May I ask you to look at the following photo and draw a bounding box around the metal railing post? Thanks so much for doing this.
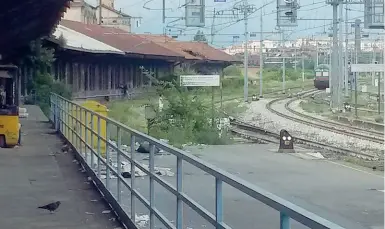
[280,212,290,229]
[149,144,155,229]
[71,103,74,144]
[76,106,80,150]
[176,157,183,229]
[49,94,53,122]
[57,97,61,132]
[57,95,61,132]
[90,113,95,169]
[106,122,111,189]
[54,95,59,131]
[215,178,223,228]
[130,135,136,222]
[116,127,122,203]
[84,109,88,162]
[66,100,69,139]
[97,116,101,178]
[79,107,83,154]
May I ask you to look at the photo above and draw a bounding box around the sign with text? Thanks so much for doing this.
[180,75,220,87]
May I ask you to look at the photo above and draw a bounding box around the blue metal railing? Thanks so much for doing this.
[50,93,346,229]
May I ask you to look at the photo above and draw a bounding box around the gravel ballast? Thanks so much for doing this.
[240,99,384,158]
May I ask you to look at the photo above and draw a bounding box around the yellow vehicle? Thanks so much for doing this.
[0,65,21,148]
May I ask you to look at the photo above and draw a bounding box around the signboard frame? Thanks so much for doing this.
[185,5,205,27]
[180,75,220,87]
[350,64,385,73]
[276,0,299,27]
[364,0,384,29]
[180,74,221,127]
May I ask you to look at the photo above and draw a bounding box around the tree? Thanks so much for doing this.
[193,30,207,43]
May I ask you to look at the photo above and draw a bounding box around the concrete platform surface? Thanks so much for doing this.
[111,143,384,229]
[0,105,122,229]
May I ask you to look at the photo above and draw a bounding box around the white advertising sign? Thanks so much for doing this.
[180,75,220,87]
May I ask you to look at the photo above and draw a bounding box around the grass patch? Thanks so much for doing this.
[221,100,247,116]
[300,100,330,114]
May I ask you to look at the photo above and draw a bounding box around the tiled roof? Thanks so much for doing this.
[139,35,238,63]
[52,25,125,54]
[59,20,183,58]
[58,20,237,63]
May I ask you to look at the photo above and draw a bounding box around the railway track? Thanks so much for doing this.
[266,90,384,144]
[220,87,381,160]
[229,119,379,160]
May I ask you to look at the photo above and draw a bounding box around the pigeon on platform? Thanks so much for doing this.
[38,201,61,213]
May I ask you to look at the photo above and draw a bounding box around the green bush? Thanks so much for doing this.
[223,65,242,77]
[33,72,72,116]
[149,81,231,147]
[19,39,72,116]
[222,77,244,88]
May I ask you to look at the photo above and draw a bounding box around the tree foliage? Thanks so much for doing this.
[193,30,207,43]
[21,39,72,115]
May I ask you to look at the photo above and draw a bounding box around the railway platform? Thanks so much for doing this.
[0,105,122,229]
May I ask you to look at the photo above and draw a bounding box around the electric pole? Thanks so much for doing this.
[281,30,286,93]
[354,19,361,118]
[330,1,339,110]
[259,8,263,98]
[344,6,349,97]
[244,0,249,102]
[316,41,319,66]
[301,57,305,90]
[234,0,255,102]
[338,3,344,105]
[98,0,102,25]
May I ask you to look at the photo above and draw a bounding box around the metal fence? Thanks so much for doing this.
[49,93,346,229]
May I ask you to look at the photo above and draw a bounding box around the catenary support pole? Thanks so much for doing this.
[243,0,249,102]
[259,8,263,98]
[331,2,339,109]
[344,5,349,97]
[338,3,343,106]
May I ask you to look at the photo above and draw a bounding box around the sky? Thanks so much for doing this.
[87,0,377,48]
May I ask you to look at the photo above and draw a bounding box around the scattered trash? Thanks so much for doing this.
[137,141,160,154]
[87,177,92,181]
[85,212,95,215]
[102,210,111,214]
[90,199,98,202]
[135,214,149,228]
[307,152,325,159]
[109,217,116,221]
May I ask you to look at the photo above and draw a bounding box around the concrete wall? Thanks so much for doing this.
[97,7,131,32]
[63,5,82,22]
[63,1,97,24]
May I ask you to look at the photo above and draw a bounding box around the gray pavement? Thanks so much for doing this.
[101,143,384,229]
[0,105,122,229]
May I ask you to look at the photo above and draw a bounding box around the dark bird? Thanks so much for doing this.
[38,201,61,213]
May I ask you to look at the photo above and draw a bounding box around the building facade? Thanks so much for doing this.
[63,0,131,32]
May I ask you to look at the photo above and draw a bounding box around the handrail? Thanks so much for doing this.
[50,92,346,229]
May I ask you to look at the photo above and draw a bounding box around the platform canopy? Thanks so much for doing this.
[0,0,71,57]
